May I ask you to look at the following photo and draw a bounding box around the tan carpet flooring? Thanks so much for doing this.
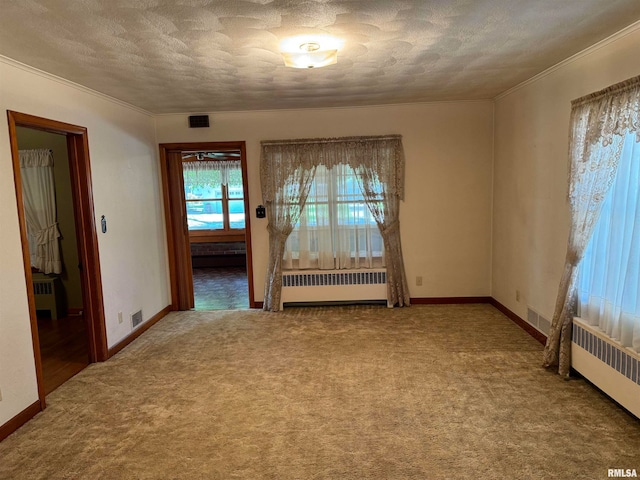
[1,304,639,479]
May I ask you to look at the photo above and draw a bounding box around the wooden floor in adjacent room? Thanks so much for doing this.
[37,313,89,395]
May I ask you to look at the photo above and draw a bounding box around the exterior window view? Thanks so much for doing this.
[183,159,245,232]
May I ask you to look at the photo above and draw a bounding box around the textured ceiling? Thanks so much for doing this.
[1,1,640,113]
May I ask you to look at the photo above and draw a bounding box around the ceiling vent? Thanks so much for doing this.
[188,115,210,128]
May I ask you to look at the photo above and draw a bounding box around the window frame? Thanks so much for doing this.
[182,157,246,242]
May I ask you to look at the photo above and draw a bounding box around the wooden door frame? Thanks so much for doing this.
[159,141,255,310]
[8,111,108,409]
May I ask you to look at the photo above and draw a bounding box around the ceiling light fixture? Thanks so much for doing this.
[280,35,342,69]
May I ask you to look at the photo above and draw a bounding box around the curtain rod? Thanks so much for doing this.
[261,134,402,147]
[571,74,640,108]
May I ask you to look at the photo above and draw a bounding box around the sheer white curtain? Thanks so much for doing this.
[283,164,384,270]
[19,149,62,274]
[577,131,640,352]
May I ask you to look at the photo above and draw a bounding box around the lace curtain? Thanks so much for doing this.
[260,135,410,311]
[182,159,241,188]
[19,149,62,274]
[543,75,640,376]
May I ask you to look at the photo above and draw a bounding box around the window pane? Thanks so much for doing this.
[285,163,383,269]
[227,167,244,198]
[228,200,245,229]
[186,184,222,200]
[228,187,244,199]
[183,159,247,232]
[187,200,223,230]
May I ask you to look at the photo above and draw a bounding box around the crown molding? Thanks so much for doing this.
[154,98,493,117]
[0,54,153,117]
[495,19,640,101]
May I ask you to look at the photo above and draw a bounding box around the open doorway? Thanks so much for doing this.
[183,150,249,309]
[8,111,108,410]
[15,126,88,395]
[160,142,254,311]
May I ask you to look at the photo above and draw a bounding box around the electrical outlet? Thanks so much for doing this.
[516,290,521,302]
[416,276,423,286]
[118,312,123,324]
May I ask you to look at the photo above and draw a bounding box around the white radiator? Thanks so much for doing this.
[572,318,640,419]
[32,274,64,320]
[280,269,388,309]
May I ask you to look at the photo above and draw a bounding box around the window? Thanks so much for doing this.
[182,159,245,234]
[578,131,640,352]
[284,164,384,270]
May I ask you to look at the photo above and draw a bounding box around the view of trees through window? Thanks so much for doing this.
[183,160,245,231]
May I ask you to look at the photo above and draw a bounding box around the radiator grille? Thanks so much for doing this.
[33,281,53,295]
[282,271,386,287]
[573,323,639,384]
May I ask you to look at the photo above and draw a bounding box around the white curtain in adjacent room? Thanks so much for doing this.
[283,164,384,270]
[578,131,640,353]
[19,149,62,274]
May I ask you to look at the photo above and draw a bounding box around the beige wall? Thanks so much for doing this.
[156,101,495,303]
[15,127,83,310]
[492,26,640,323]
[0,57,170,426]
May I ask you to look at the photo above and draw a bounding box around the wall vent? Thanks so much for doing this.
[538,315,551,335]
[526,307,550,335]
[131,310,143,329]
[188,115,210,128]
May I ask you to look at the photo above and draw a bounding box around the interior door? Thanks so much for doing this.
[166,150,195,309]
